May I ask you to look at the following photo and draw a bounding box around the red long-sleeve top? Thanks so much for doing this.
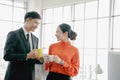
[45,41,80,76]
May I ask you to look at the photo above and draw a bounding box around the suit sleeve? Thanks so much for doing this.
[3,31,27,61]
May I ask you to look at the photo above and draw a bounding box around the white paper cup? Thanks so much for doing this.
[48,55,54,62]
[44,55,54,62]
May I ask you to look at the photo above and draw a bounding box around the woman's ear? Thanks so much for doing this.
[64,32,68,36]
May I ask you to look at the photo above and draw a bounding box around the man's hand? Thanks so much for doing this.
[36,57,44,63]
[26,49,37,59]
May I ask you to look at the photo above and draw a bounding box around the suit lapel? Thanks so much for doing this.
[19,28,28,50]
[19,28,37,50]
[31,33,38,49]
[31,33,35,49]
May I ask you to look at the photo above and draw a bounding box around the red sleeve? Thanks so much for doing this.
[62,49,80,76]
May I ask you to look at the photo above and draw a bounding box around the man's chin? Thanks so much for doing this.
[31,29,35,32]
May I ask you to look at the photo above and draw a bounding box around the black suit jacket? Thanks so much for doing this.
[3,28,43,80]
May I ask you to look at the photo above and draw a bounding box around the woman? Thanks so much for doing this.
[45,23,80,80]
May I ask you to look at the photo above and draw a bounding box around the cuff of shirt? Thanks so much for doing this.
[63,61,69,67]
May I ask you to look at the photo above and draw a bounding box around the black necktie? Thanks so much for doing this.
[26,34,30,52]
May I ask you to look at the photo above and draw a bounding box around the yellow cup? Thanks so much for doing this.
[37,48,42,57]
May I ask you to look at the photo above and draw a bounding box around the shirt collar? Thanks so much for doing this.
[22,27,31,36]
[60,41,71,46]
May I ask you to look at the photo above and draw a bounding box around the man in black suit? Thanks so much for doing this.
[3,11,43,80]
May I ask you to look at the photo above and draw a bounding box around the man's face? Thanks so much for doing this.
[26,18,40,32]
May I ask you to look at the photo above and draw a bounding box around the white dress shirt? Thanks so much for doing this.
[22,27,33,51]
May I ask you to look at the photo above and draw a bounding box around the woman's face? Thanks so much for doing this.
[55,27,67,41]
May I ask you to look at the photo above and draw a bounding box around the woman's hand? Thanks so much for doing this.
[46,55,63,64]
[53,55,62,63]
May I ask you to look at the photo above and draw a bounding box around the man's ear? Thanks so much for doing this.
[25,18,31,23]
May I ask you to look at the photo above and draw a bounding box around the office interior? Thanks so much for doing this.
[0,0,120,80]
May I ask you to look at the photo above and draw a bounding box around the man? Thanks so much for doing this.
[3,11,43,80]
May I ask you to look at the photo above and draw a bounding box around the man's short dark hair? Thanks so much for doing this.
[24,11,41,22]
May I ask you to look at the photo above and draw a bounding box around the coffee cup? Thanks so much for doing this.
[36,48,42,57]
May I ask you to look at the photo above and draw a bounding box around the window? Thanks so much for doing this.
[0,5,12,21]
[13,7,25,22]
[43,9,53,23]
[114,0,120,15]
[99,0,110,17]
[53,7,62,22]
[113,17,120,48]
[112,0,120,50]
[85,1,97,19]
[84,19,97,48]
[75,4,84,20]
[98,18,109,48]
[63,6,71,21]
[42,24,53,48]
[73,21,84,48]
[14,1,25,8]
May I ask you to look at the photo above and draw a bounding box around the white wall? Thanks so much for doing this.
[41,0,96,9]
[27,0,97,10]
[27,0,42,13]
[41,0,83,9]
